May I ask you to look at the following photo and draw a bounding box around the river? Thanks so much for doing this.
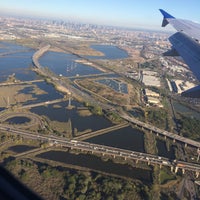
[37,150,152,183]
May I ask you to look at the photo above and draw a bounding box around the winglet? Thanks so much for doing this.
[159,9,175,27]
[159,9,175,19]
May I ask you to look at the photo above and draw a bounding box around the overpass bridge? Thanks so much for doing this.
[0,79,44,87]
[1,125,200,177]
[32,45,51,69]
[68,72,115,79]
[74,122,129,140]
[20,98,67,109]
[120,112,200,149]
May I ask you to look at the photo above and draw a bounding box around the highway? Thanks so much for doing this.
[74,122,129,140]
[0,79,43,87]
[120,112,200,149]
[68,72,115,80]
[1,125,200,176]
[21,98,67,109]
[32,45,51,69]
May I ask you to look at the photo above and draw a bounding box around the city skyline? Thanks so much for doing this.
[1,0,200,30]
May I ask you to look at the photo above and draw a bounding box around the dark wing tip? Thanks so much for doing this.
[159,9,175,19]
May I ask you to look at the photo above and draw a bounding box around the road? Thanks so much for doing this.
[74,122,129,140]
[32,45,51,69]
[0,79,43,87]
[68,72,115,79]
[120,112,200,149]
[1,125,200,176]
[21,98,67,109]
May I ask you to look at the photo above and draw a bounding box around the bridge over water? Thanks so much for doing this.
[0,79,44,87]
[20,98,67,109]
[1,125,200,177]
[68,72,115,79]
[120,112,200,149]
[74,122,129,140]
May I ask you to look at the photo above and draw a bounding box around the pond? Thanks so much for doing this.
[5,116,31,124]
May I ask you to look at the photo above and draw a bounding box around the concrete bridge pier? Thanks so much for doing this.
[159,164,162,169]
[197,149,200,161]
[164,135,167,140]
[68,97,71,107]
[182,168,185,174]
[173,138,176,143]
[171,166,174,172]
[175,166,179,173]
[184,143,187,148]
[156,132,159,137]
[196,171,199,178]
[197,154,200,162]
[136,159,139,164]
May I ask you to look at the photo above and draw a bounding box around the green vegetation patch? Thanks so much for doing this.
[4,158,150,200]
[179,115,200,141]
[146,108,168,129]
[159,168,176,185]
[106,112,123,124]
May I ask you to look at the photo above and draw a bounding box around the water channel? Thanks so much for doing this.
[8,145,37,153]
[86,126,145,152]
[156,139,175,160]
[37,150,152,183]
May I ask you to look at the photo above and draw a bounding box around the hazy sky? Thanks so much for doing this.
[1,0,200,30]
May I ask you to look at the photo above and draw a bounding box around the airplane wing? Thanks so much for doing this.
[159,9,200,41]
[159,9,200,98]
